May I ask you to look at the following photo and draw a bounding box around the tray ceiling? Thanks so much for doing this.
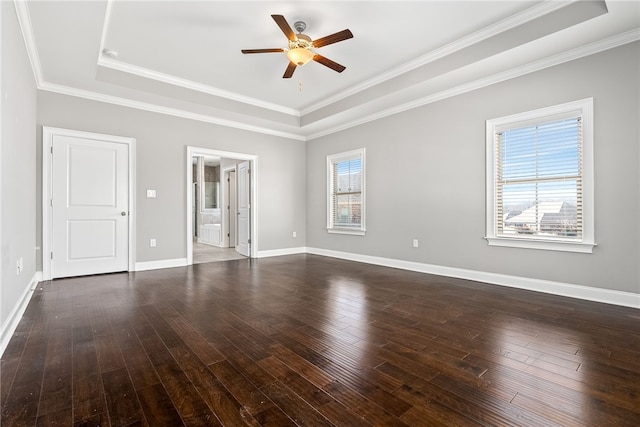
[16,1,640,140]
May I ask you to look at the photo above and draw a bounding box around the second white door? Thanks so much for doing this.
[51,132,129,278]
[236,161,250,257]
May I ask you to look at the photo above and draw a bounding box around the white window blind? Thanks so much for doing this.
[486,99,594,253]
[497,116,582,239]
[327,149,366,235]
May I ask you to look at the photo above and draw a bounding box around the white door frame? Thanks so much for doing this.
[186,146,258,264]
[222,166,237,249]
[42,127,136,280]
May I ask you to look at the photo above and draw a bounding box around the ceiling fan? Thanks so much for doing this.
[241,15,353,78]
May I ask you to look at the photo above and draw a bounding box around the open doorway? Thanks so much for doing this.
[186,147,257,265]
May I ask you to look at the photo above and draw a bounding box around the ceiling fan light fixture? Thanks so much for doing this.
[287,47,314,66]
[241,15,352,78]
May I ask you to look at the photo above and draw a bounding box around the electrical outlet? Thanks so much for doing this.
[292,231,297,238]
[413,239,419,248]
[150,238,157,247]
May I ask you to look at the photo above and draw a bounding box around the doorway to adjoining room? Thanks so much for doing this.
[186,147,257,265]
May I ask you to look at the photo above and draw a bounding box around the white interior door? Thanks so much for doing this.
[51,134,129,278]
[227,170,236,248]
[236,161,250,257]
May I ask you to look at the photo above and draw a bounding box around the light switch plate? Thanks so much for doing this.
[147,189,156,198]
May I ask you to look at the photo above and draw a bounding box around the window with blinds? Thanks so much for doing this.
[486,99,595,253]
[327,149,366,235]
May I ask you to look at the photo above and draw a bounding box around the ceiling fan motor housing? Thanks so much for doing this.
[293,21,307,33]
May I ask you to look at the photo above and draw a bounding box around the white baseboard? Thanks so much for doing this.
[306,247,640,309]
[124,249,640,308]
[0,272,41,357]
[257,247,307,258]
[134,258,187,272]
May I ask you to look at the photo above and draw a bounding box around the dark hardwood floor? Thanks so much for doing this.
[1,254,639,426]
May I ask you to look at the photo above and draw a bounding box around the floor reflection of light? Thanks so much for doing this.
[322,277,370,366]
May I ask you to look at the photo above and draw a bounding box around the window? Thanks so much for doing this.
[327,149,366,235]
[486,98,594,253]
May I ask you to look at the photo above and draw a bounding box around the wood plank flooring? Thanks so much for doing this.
[1,254,639,426]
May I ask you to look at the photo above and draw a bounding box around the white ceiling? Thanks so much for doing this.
[17,1,640,140]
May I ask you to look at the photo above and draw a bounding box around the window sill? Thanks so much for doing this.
[327,228,366,236]
[485,237,595,253]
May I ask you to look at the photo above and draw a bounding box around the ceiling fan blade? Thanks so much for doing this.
[271,14,296,41]
[241,48,284,54]
[313,54,346,73]
[283,62,297,79]
[312,29,353,48]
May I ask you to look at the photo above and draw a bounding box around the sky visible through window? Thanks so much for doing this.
[501,118,580,210]
[499,117,581,237]
[336,158,362,191]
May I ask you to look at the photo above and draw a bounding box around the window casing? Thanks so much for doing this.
[327,149,366,235]
[486,98,595,253]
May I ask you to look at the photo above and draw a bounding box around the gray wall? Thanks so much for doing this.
[1,2,38,328]
[36,92,306,264]
[306,42,640,295]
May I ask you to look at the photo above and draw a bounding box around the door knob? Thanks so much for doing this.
[121,211,127,216]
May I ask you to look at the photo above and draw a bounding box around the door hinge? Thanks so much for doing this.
[248,169,251,174]
[227,233,230,237]
[50,252,53,260]
[50,199,53,207]
[248,239,251,244]
[50,146,53,154]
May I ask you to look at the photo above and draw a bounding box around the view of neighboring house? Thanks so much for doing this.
[503,201,579,237]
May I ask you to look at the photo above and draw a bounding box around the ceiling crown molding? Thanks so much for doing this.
[38,81,306,141]
[97,0,298,117]
[97,57,301,117]
[299,0,578,116]
[13,0,43,86]
[306,29,640,141]
[11,0,639,143]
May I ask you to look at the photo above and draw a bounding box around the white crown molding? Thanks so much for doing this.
[306,247,640,309]
[38,81,306,141]
[97,0,114,64]
[299,0,575,116]
[35,27,639,144]
[97,57,301,117]
[97,0,301,118]
[305,29,640,141]
[96,0,570,120]
[96,0,298,118]
[13,0,43,86]
[14,0,639,143]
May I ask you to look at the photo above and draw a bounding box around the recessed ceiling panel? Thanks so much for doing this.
[103,1,538,110]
